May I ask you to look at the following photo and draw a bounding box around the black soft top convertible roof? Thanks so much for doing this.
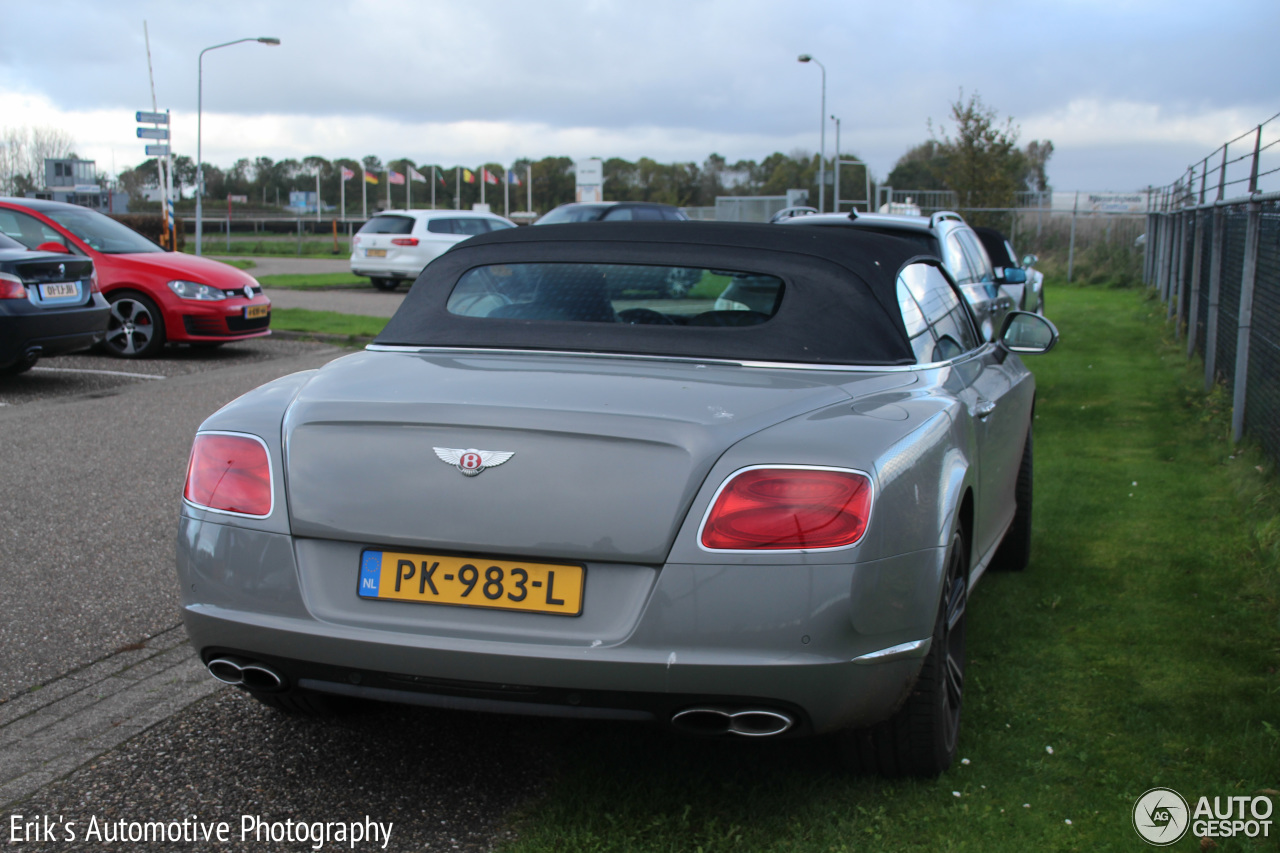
[374,221,926,366]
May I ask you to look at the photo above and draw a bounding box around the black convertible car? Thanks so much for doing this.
[0,231,108,374]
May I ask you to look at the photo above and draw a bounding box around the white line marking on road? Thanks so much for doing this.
[31,366,166,380]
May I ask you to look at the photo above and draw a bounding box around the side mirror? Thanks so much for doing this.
[36,241,71,254]
[1021,254,1038,268]
[996,267,1027,284]
[999,311,1058,354]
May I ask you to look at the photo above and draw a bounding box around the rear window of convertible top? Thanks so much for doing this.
[445,263,784,327]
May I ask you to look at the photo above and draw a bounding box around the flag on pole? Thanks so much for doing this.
[436,167,446,186]
[408,166,426,183]
[365,171,379,185]
[340,167,355,181]
[483,169,499,185]
[507,168,522,186]
[388,170,405,185]
[462,168,475,184]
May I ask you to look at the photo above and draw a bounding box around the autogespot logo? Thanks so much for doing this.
[1133,787,1190,846]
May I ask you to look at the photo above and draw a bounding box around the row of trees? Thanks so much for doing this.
[885,92,1054,212]
[13,93,1052,219]
[114,150,858,215]
[0,126,78,196]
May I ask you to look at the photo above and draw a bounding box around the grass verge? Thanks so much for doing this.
[496,281,1280,852]
[269,308,387,339]
[184,239,349,258]
[257,272,368,290]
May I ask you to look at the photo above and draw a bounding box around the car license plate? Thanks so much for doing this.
[39,282,78,299]
[366,248,387,257]
[358,550,584,616]
[244,305,269,319]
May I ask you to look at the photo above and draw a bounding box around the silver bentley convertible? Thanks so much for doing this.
[178,222,1057,777]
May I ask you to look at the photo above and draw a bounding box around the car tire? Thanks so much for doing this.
[101,291,166,358]
[371,277,400,292]
[0,356,36,375]
[839,528,967,778]
[990,430,1033,572]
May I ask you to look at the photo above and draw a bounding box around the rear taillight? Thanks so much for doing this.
[183,433,273,517]
[0,272,26,300]
[88,269,101,293]
[391,238,419,246]
[700,467,871,550]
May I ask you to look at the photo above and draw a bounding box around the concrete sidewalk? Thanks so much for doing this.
[264,287,405,317]
[0,625,221,808]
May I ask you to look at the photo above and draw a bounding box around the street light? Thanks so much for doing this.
[797,54,826,213]
[196,36,280,256]
[831,114,841,213]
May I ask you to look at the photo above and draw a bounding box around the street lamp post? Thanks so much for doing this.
[196,36,280,256]
[831,114,841,213]
[797,54,826,213]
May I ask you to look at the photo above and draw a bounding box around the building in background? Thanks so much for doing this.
[27,158,128,213]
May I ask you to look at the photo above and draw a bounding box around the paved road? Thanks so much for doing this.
[0,340,347,700]
[264,286,406,317]
[0,339,555,847]
[215,254,411,317]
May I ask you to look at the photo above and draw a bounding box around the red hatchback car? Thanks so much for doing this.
[0,198,271,358]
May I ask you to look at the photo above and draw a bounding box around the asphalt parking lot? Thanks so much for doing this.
[0,336,552,848]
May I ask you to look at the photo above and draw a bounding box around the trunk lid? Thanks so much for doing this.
[282,350,902,563]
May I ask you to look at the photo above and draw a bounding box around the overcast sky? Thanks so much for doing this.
[2,0,1277,194]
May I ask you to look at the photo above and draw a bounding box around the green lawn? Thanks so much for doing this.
[269,308,387,338]
[494,282,1280,852]
[257,272,368,290]
[186,239,349,258]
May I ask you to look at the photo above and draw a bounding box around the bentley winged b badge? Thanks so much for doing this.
[434,447,515,477]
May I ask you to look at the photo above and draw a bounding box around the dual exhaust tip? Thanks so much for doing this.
[671,707,794,738]
[206,657,284,691]
[206,659,792,736]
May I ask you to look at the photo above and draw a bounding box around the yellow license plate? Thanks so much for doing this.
[358,550,584,616]
[366,248,387,257]
[244,304,269,319]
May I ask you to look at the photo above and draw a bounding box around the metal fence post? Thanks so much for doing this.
[1152,211,1162,284]
[1231,199,1262,442]
[1204,207,1224,391]
[1187,209,1204,356]
[1067,191,1079,283]
[1170,210,1186,331]
[1157,208,1172,302]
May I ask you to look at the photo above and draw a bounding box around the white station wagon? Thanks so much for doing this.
[350,210,516,291]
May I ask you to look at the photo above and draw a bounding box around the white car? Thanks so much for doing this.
[350,210,517,291]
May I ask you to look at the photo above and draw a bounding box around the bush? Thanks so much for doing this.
[108,214,185,251]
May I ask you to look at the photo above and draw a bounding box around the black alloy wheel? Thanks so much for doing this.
[840,528,967,777]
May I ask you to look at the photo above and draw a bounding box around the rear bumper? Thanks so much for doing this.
[0,299,110,367]
[178,516,942,734]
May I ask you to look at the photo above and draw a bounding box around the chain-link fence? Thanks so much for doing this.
[1146,111,1280,464]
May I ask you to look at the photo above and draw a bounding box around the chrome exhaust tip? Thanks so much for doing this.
[206,657,284,691]
[671,707,795,737]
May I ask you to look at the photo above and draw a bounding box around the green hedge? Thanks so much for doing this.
[108,214,185,251]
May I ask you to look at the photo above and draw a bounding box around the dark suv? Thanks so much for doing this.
[783,210,1023,341]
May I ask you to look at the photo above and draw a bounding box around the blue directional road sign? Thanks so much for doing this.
[145,145,170,156]
[137,127,170,140]
[136,111,169,125]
